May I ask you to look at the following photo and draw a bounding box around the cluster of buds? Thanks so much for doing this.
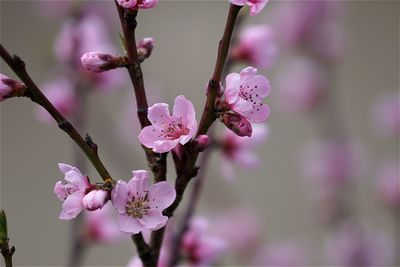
[0,74,27,101]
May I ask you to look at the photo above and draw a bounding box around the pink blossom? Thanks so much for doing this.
[324,222,396,266]
[83,203,124,244]
[232,25,277,69]
[111,170,176,234]
[229,0,269,16]
[212,208,262,253]
[376,160,400,210]
[0,74,26,101]
[276,58,327,112]
[182,218,227,266]
[82,189,108,211]
[254,241,309,266]
[223,67,271,123]
[35,78,78,123]
[193,135,210,152]
[220,124,269,180]
[117,0,158,9]
[372,91,400,137]
[139,95,198,153]
[54,163,91,220]
[81,52,124,73]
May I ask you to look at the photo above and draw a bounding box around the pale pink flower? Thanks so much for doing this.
[54,163,91,220]
[84,203,124,244]
[117,0,158,9]
[111,170,176,234]
[324,222,396,266]
[372,91,400,137]
[376,160,400,210]
[212,208,262,253]
[35,78,78,123]
[276,58,327,113]
[0,74,25,101]
[232,25,277,69]
[229,0,269,16]
[182,218,227,266]
[220,124,269,180]
[82,189,108,211]
[139,95,198,153]
[254,241,309,266]
[223,67,271,123]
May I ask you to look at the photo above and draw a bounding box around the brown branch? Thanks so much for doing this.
[0,44,113,183]
[132,233,156,267]
[0,242,14,267]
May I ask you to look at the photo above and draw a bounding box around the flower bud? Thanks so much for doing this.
[82,189,108,211]
[193,135,210,152]
[81,52,127,73]
[220,112,252,137]
[137,37,155,62]
[117,0,158,9]
[0,74,26,101]
[0,210,8,245]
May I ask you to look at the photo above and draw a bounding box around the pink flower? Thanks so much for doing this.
[324,222,396,266]
[0,74,26,101]
[139,95,198,153]
[117,0,158,9]
[35,78,78,123]
[54,163,91,220]
[182,218,227,266]
[376,160,400,210]
[223,67,271,123]
[372,91,400,137]
[232,25,277,69]
[81,52,125,73]
[193,134,210,152]
[276,58,327,113]
[230,0,269,16]
[220,124,269,180]
[84,203,124,244]
[254,241,309,266]
[111,170,176,234]
[82,189,109,211]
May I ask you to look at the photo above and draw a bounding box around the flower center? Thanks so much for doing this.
[160,119,189,140]
[125,194,150,218]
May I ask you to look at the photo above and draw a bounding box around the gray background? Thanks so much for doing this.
[1,0,399,266]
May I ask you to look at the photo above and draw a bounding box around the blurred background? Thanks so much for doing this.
[0,0,399,266]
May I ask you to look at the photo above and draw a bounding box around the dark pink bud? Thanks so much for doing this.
[193,135,210,152]
[81,52,127,73]
[137,37,155,62]
[221,112,253,137]
[0,74,26,101]
[82,189,108,211]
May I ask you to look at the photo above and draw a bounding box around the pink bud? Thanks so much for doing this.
[137,37,155,61]
[81,52,125,73]
[221,112,252,137]
[82,189,108,211]
[0,74,26,101]
[194,135,210,152]
[117,0,158,9]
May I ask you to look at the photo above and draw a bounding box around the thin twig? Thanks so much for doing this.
[132,233,156,267]
[0,44,113,183]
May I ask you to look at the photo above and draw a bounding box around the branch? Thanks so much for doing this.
[131,233,156,267]
[0,44,113,183]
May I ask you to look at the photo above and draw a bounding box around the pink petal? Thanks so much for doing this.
[251,103,271,123]
[138,125,164,149]
[58,163,75,174]
[118,214,144,234]
[232,98,254,118]
[111,180,129,214]
[172,95,196,127]
[59,191,84,220]
[229,0,246,6]
[148,181,176,210]
[139,209,168,230]
[152,139,180,153]
[224,73,240,104]
[63,169,89,190]
[129,171,150,197]
[248,0,268,16]
[240,66,257,81]
[54,181,68,201]
[147,103,173,131]
[243,74,271,98]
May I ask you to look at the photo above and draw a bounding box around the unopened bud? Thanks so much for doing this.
[82,189,108,211]
[81,52,128,73]
[0,74,26,101]
[193,135,210,152]
[137,37,155,62]
[220,112,252,137]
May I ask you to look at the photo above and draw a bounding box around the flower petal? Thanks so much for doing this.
[152,139,180,153]
[111,180,129,214]
[139,209,168,230]
[147,103,173,131]
[138,125,164,149]
[148,181,176,210]
[172,95,196,127]
[59,191,84,220]
[224,73,240,104]
[239,66,257,81]
[118,214,144,234]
